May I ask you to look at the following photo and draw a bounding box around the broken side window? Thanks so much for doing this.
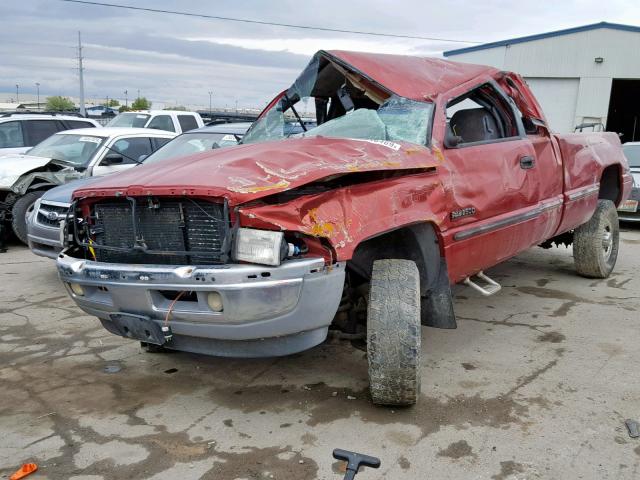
[377,97,433,145]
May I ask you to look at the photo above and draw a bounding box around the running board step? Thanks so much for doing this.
[463,271,501,296]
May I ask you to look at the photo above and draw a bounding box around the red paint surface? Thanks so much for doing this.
[73,137,438,202]
[326,50,499,101]
[74,50,631,283]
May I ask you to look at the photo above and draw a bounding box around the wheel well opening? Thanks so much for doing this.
[335,225,436,336]
[347,224,440,291]
[599,165,621,204]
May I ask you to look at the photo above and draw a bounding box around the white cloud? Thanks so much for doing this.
[1,0,640,109]
[186,36,427,56]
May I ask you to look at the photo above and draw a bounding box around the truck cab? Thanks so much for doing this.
[107,110,204,134]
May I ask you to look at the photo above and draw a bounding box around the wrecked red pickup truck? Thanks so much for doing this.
[58,50,632,406]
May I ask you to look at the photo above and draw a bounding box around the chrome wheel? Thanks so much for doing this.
[602,222,613,261]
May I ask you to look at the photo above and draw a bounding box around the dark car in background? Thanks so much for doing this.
[86,105,119,118]
[26,122,251,258]
[618,142,640,222]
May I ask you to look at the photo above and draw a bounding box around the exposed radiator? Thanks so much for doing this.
[92,198,227,265]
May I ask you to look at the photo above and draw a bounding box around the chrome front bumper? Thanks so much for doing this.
[57,253,345,357]
[26,205,64,259]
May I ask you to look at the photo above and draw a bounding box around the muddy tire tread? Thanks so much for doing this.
[367,259,421,406]
[11,191,45,245]
[573,199,619,278]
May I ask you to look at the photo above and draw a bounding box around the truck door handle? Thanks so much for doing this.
[519,155,535,169]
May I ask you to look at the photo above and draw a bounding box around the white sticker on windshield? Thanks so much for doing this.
[79,136,101,144]
[136,114,147,119]
[221,135,237,142]
[357,139,401,151]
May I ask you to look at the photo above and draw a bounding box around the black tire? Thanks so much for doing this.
[140,342,168,353]
[573,199,619,278]
[11,191,45,245]
[367,259,421,406]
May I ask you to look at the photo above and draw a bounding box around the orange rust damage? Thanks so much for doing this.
[227,180,290,194]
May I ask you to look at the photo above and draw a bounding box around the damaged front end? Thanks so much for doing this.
[58,49,447,358]
[58,194,345,357]
[0,158,83,237]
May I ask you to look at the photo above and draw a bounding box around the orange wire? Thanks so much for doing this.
[164,291,186,327]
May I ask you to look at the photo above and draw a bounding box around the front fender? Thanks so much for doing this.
[237,172,448,262]
[11,171,83,195]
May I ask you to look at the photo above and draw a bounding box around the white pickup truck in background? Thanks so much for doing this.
[107,110,204,133]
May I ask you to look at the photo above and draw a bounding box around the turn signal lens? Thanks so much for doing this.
[69,283,85,296]
[207,292,223,312]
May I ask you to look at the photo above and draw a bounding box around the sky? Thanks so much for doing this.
[1,0,640,110]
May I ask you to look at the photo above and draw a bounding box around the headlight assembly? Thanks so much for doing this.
[233,228,288,266]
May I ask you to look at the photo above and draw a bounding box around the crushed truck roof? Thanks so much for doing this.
[325,50,499,100]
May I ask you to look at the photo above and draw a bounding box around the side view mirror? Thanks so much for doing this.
[102,153,124,165]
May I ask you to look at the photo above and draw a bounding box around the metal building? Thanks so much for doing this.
[444,22,640,140]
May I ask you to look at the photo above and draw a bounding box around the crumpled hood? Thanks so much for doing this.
[72,136,439,204]
[0,154,54,189]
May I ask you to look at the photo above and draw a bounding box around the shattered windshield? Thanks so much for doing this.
[242,54,433,146]
[27,133,104,167]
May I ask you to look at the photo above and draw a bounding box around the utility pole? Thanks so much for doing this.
[15,84,19,104]
[35,83,40,110]
[77,31,86,116]
[208,91,213,118]
[235,99,238,113]
[137,89,140,100]
[124,90,128,108]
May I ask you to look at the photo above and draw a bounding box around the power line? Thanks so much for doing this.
[57,0,481,44]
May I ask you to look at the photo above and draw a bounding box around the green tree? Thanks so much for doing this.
[131,97,151,110]
[118,105,130,113]
[46,96,75,111]
[106,99,120,107]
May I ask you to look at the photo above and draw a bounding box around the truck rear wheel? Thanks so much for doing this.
[367,259,421,406]
[11,191,45,245]
[573,199,619,278]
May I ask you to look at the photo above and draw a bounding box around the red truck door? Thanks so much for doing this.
[437,81,563,283]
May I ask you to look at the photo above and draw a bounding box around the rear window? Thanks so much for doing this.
[623,144,640,168]
[107,113,150,128]
[178,115,198,132]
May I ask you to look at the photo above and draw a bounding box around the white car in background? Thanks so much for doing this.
[107,110,204,133]
[26,122,252,258]
[0,127,176,244]
[0,113,100,155]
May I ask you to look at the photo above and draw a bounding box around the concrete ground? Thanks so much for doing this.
[1,229,639,480]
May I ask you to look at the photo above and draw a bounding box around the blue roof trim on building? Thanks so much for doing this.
[443,22,640,57]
